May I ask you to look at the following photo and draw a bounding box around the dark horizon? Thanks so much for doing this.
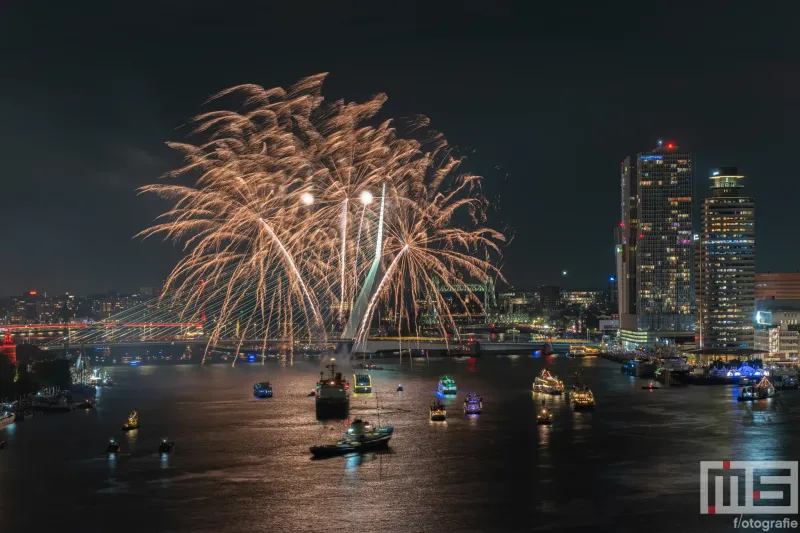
[2,2,799,295]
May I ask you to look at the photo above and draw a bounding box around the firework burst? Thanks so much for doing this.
[140,74,504,363]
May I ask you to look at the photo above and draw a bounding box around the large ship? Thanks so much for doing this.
[315,362,349,419]
[437,376,457,395]
[353,374,372,394]
[532,369,564,394]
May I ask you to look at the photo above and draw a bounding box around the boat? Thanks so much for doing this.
[122,410,139,431]
[159,439,175,454]
[78,399,96,409]
[307,390,317,397]
[353,374,372,394]
[739,376,776,401]
[463,393,483,414]
[569,386,595,410]
[315,362,349,419]
[106,439,120,453]
[0,410,14,430]
[309,418,393,458]
[253,382,273,398]
[429,400,447,421]
[437,376,457,395]
[642,382,660,390]
[532,369,564,394]
[396,384,403,392]
[536,405,553,424]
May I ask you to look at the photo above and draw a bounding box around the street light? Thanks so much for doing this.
[301,192,314,205]
[359,190,374,205]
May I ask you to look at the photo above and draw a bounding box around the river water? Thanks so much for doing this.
[0,355,797,533]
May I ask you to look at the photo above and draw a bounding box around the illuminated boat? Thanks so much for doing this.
[536,406,553,424]
[122,410,139,431]
[253,382,273,398]
[463,393,483,414]
[353,374,372,393]
[738,376,776,401]
[0,409,14,430]
[309,419,393,458]
[532,369,564,394]
[429,400,447,421]
[569,387,595,410]
[106,438,120,453]
[437,376,457,395]
[315,362,349,419]
[159,439,175,454]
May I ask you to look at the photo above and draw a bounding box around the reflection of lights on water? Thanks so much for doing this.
[107,453,117,472]
[160,453,169,470]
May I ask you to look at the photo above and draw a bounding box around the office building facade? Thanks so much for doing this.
[755,272,800,300]
[696,168,755,349]
[615,142,694,349]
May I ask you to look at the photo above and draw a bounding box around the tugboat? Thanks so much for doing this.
[315,362,349,419]
[536,401,553,424]
[106,438,120,453]
[253,382,273,398]
[429,400,447,421]
[122,410,139,431]
[739,376,776,401]
[353,374,372,394]
[532,369,564,395]
[437,376,457,395]
[463,393,483,415]
[309,418,393,459]
[158,439,175,454]
[569,386,595,410]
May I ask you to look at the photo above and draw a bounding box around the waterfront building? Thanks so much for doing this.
[754,303,800,360]
[562,290,604,309]
[755,272,800,300]
[615,141,694,349]
[696,167,755,349]
[538,285,562,314]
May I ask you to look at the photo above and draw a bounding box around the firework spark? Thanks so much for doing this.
[140,74,504,363]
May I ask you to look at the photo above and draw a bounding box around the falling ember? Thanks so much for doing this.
[139,73,504,361]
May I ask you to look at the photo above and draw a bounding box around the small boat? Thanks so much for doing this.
[106,439,120,453]
[463,393,483,415]
[159,439,175,454]
[739,376,776,401]
[642,382,660,390]
[536,406,553,424]
[253,382,273,398]
[307,390,317,397]
[396,384,403,392]
[122,410,139,431]
[532,369,564,395]
[437,376,457,395]
[79,399,96,409]
[309,419,393,458]
[353,374,372,394]
[429,400,447,421]
[569,387,595,410]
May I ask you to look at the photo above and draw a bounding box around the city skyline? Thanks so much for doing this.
[2,4,799,295]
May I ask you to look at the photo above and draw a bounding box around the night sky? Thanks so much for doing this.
[2,2,798,296]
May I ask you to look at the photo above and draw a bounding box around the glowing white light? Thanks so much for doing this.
[359,190,374,205]
[301,192,314,205]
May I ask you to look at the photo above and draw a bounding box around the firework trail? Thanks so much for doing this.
[139,74,504,363]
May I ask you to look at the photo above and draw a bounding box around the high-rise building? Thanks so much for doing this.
[615,141,694,349]
[696,167,755,349]
[755,273,800,300]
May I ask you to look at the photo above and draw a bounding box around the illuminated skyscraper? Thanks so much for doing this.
[615,141,694,349]
[696,167,755,348]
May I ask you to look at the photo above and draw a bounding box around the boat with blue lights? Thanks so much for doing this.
[309,418,393,458]
[532,369,564,394]
[315,362,349,419]
[353,374,372,393]
[253,382,273,398]
[437,376,457,395]
[738,376,776,401]
[463,393,483,414]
